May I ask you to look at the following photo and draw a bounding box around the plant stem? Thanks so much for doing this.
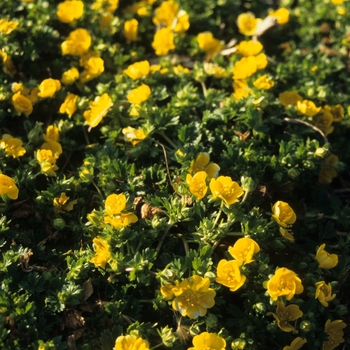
[213,201,224,228]
[157,131,178,149]
[200,81,208,98]
[150,343,165,350]
[91,179,104,201]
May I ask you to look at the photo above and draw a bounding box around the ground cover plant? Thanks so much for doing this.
[1,0,350,349]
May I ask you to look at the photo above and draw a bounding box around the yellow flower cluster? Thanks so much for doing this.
[197,32,223,60]
[90,236,110,269]
[188,332,226,350]
[0,174,19,200]
[0,134,26,158]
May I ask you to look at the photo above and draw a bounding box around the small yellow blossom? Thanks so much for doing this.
[255,53,268,69]
[296,99,322,117]
[209,176,244,206]
[122,126,147,146]
[36,149,59,176]
[160,281,179,300]
[267,301,303,332]
[331,0,344,4]
[0,174,19,200]
[90,236,110,269]
[188,332,226,350]
[319,154,339,184]
[0,19,19,34]
[0,50,17,76]
[337,6,346,15]
[0,134,26,158]
[61,28,92,56]
[253,75,274,90]
[92,0,119,12]
[197,32,222,60]
[272,201,296,227]
[311,65,318,72]
[216,259,246,292]
[123,61,150,80]
[237,12,262,36]
[12,92,33,116]
[172,275,216,319]
[324,104,344,122]
[99,12,114,32]
[232,56,257,80]
[114,334,149,350]
[38,79,61,98]
[315,281,336,307]
[59,94,78,118]
[315,244,338,269]
[233,79,253,100]
[173,65,190,75]
[44,125,60,142]
[186,171,208,201]
[267,267,304,301]
[57,1,84,23]
[127,84,151,104]
[61,67,80,85]
[283,337,307,350]
[189,152,220,179]
[268,8,290,25]
[174,10,190,34]
[279,91,303,107]
[236,40,263,57]
[312,109,334,135]
[228,237,260,264]
[279,227,295,243]
[53,193,78,213]
[203,63,226,78]
[83,93,113,130]
[124,19,138,42]
[79,52,104,83]
[322,319,346,350]
[152,27,175,56]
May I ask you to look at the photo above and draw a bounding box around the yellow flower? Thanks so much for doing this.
[283,337,307,350]
[127,84,151,104]
[253,75,274,90]
[232,56,257,80]
[83,93,113,130]
[189,152,220,179]
[216,259,246,292]
[53,193,78,213]
[104,213,138,228]
[172,275,215,319]
[44,125,60,142]
[124,19,138,42]
[59,93,78,117]
[318,154,339,184]
[312,109,334,135]
[323,104,344,122]
[267,267,304,301]
[209,176,244,206]
[99,12,114,32]
[152,27,175,56]
[61,28,92,56]
[173,64,190,75]
[322,319,346,350]
[160,281,179,300]
[12,92,33,116]
[315,244,338,269]
[79,52,104,83]
[122,126,147,146]
[0,19,19,34]
[57,1,84,23]
[0,134,26,158]
[197,32,222,60]
[267,301,303,332]
[279,91,303,107]
[123,61,150,80]
[153,0,178,27]
[337,6,347,15]
[186,171,208,201]
[331,0,344,4]
[114,334,149,350]
[236,40,263,57]
[279,227,295,243]
[90,236,110,269]
[255,53,268,69]
[41,139,62,158]
[37,79,61,98]
[61,67,80,85]
[0,174,19,200]
[0,50,17,76]
[272,201,296,227]
[36,149,59,176]
[296,99,321,117]
[188,332,226,350]
[203,63,226,78]
[237,12,262,36]
[174,10,190,34]
[228,237,260,264]
[268,8,290,25]
[92,0,119,12]
[315,281,336,307]
[233,79,253,100]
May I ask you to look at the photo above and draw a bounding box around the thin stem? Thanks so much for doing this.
[157,131,178,149]
[284,117,329,144]
[156,223,174,255]
[82,125,90,145]
[213,201,224,228]
[200,81,208,98]
[91,179,104,201]
[241,190,249,204]
[178,234,189,255]
[150,344,165,350]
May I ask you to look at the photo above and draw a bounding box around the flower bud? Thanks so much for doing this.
[28,122,44,144]
[159,326,177,348]
[253,302,266,314]
[240,176,255,193]
[231,339,246,349]
[315,148,327,157]
[288,168,300,178]
[53,218,66,230]
[300,320,312,332]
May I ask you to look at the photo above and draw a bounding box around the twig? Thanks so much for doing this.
[283,117,329,144]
